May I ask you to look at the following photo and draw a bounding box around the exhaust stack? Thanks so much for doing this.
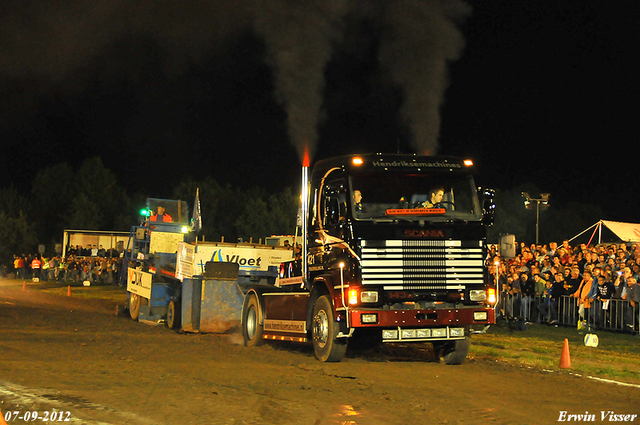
[301,148,310,285]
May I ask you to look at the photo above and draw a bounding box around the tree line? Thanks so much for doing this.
[0,156,605,268]
[0,157,298,267]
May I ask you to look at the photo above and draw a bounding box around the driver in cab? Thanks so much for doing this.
[422,187,445,208]
[150,205,173,222]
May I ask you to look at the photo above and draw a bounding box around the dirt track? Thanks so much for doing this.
[0,279,638,425]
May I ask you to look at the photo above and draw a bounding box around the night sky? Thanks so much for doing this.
[1,1,639,221]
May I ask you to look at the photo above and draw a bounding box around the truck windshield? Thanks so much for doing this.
[350,173,482,221]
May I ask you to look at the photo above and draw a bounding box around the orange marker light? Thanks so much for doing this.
[463,159,474,167]
[348,289,359,305]
[487,288,497,305]
[352,157,363,166]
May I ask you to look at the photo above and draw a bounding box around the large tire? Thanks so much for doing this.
[242,294,264,347]
[311,295,347,362]
[442,335,471,365]
[166,300,181,330]
[129,292,141,321]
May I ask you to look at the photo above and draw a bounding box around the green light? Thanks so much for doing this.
[140,208,151,217]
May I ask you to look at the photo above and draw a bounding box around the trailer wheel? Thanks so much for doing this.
[242,294,264,347]
[129,293,141,321]
[166,300,181,330]
[441,335,471,365]
[312,295,347,362]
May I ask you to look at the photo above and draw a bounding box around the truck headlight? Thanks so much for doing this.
[450,327,465,337]
[473,311,488,321]
[382,329,398,340]
[432,328,447,338]
[401,329,417,339]
[417,329,431,338]
[469,289,487,302]
[360,291,378,303]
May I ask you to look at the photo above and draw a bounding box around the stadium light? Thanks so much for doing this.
[522,192,550,245]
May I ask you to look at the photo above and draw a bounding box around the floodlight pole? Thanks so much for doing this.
[522,192,550,245]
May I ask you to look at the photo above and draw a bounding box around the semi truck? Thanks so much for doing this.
[240,153,497,364]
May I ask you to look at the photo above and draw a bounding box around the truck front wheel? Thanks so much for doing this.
[129,293,141,321]
[312,295,347,362]
[242,294,264,347]
[440,335,471,365]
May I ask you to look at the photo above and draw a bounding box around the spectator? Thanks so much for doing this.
[14,255,24,279]
[41,257,49,281]
[30,256,42,281]
[519,272,535,322]
[537,278,558,323]
[22,255,29,279]
[573,270,594,326]
[592,274,615,328]
[622,277,640,333]
[564,267,581,296]
[506,272,522,318]
[613,267,630,299]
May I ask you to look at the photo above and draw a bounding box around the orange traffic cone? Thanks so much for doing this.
[0,408,9,425]
[22,281,27,291]
[67,285,72,296]
[559,338,571,369]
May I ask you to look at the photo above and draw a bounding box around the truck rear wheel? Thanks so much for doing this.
[242,294,264,347]
[441,335,471,365]
[166,300,181,329]
[312,295,347,362]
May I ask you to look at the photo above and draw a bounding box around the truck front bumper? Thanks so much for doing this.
[346,307,494,342]
[348,307,494,329]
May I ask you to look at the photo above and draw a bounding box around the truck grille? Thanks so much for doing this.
[360,240,484,290]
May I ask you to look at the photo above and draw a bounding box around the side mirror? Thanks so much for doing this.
[480,188,496,226]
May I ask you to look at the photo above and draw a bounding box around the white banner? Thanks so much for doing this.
[127,268,153,299]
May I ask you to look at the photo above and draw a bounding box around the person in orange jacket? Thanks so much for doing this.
[31,256,42,280]
[149,206,172,222]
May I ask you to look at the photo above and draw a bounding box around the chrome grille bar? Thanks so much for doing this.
[360,239,484,288]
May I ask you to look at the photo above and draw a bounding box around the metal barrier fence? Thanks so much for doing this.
[498,293,639,333]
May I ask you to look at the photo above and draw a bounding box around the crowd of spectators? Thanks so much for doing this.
[488,240,640,335]
[6,239,640,335]
[11,245,123,285]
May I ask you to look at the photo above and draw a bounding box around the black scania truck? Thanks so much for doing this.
[242,153,497,364]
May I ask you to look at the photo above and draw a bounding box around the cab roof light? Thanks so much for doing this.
[352,157,364,166]
[463,159,474,167]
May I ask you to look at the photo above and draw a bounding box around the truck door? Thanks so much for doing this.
[309,177,348,266]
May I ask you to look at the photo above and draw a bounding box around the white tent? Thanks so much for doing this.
[569,220,640,245]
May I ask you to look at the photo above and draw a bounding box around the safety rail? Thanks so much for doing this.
[497,293,639,333]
